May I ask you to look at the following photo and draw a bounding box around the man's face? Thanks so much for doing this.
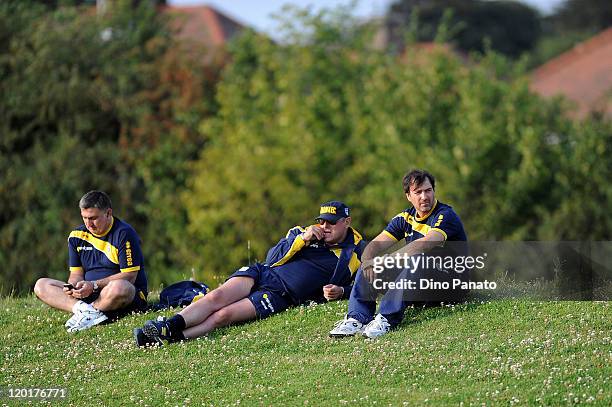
[81,207,113,236]
[406,178,435,216]
[318,217,351,245]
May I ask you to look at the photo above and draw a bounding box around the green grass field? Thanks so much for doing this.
[0,296,610,406]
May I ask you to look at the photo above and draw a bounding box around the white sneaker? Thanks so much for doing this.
[64,313,79,330]
[67,302,108,333]
[363,314,391,339]
[65,301,92,330]
[329,317,364,337]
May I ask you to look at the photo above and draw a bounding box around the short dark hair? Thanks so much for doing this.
[79,191,112,210]
[403,169,435,193]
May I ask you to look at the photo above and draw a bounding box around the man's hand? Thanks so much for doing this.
[361,257,381,283]
[302,225,324,245]
[323,284,344,301]
[62,284,75,297]
[71,280,94,299]
[362,263,376,283]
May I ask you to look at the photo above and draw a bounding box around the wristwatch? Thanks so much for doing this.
[92,281,100,292]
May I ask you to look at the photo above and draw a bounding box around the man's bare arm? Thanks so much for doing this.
[391,229,445,257]
[362,232,398,282]
[71,271,137,299]
[363,230,446,283]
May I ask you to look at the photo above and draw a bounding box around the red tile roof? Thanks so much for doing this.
[163,5,245,48]
[530,27,612,119]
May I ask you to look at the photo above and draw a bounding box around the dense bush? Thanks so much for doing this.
[182,7,611,281]
[1,3,609,294]
[0,1,215,294]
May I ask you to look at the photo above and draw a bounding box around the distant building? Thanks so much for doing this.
[163,5,246,50]
[94,1,247,54]
[530,28,612,119]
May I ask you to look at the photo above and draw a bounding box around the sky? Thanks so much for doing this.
[168,0,565,33]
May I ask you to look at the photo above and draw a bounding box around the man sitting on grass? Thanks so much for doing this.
[134,201,365,347]
[34,191,148,332]
[329,169,468,339]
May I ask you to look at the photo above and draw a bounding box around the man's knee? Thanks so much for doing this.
[210,307,233,328]
[103,280,134,301]
[204,287,228,305]
[210,277,255,302]
[34,278,52,300]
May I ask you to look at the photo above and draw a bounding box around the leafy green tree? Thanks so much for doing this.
[537,118,612,239]
[182,10,399,279]
[182,5,607,282]
[551,0,612,32]
[2,2,609,296]
[385,0,541,58]
[525,30,596,69]
[0,0,215,294]
[526,0,609,68]
[1,3,124,294]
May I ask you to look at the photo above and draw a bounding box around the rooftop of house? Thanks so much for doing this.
[530,27,612,119]
[163,5,246,49]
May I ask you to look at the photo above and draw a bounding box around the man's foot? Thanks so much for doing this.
[362,314,391,339]
[65,300,92,330]
[329,317,365,337]
[67,303,108,332]
[64,313,80,330]
[135,316,179,347]
[133,327,159,347]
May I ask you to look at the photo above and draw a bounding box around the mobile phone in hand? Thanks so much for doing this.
[63,283,74,290]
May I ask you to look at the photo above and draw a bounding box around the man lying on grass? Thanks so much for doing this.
[134,201,365,347]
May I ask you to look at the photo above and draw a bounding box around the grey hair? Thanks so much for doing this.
[79,191,112,210]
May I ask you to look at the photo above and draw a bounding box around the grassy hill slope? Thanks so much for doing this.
[0,296,610,405]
